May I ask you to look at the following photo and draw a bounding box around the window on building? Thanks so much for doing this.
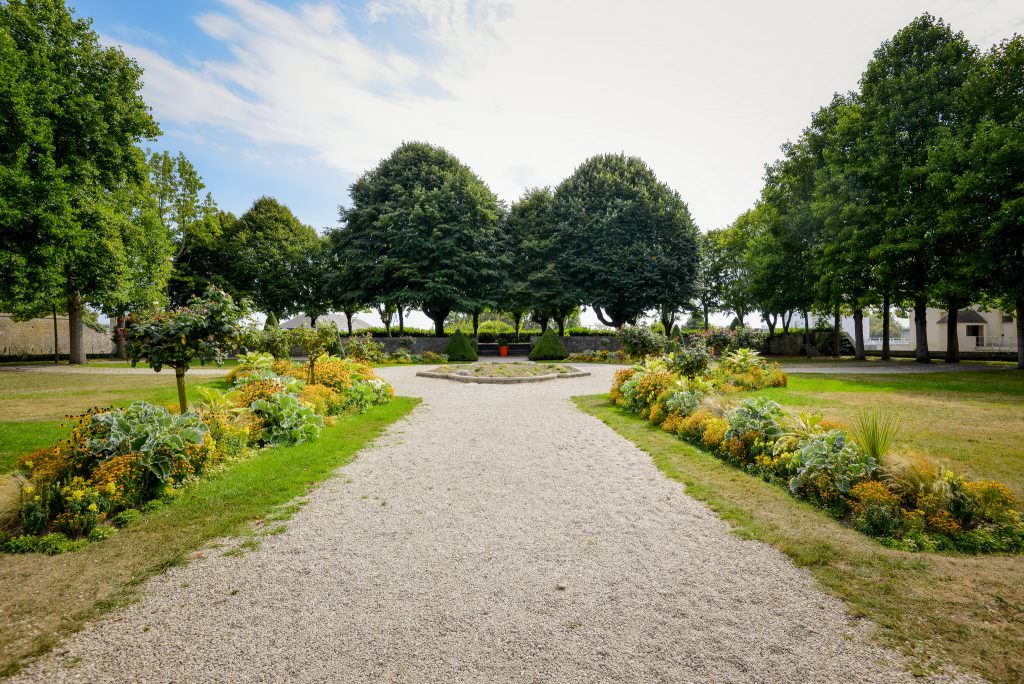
[1003,315,1014,323]
[966,325,983,337]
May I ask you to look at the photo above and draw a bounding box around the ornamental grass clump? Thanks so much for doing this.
[606,351,1024,554]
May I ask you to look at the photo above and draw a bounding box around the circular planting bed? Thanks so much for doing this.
[416,362,590,384]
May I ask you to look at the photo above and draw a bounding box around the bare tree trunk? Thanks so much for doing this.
[853,307,865,361]
[832,305,841,358]
[114,313,128,359]
[472,310,480,336]
[67,291,86,364]
[344,309,355,336]
[556,317,566,337]
[881,292,891,361]
[782,311,792,334]
[766,314,776,338]
[513,312,522,340]
[175,365,188,413]
[803,310,811,358]
[1016,296,1023,370]
[945,304,960,363]
[703,303,710,331]
[398,307,405,334]
[914,297,930,363]
[52,305,60,364]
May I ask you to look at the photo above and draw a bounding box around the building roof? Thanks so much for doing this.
[280,313,370,330]
[936,309,987,324]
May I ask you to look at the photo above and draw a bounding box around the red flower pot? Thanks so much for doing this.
[498,345,510,357]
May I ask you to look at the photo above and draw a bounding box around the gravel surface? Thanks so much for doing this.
[12,365,966,683]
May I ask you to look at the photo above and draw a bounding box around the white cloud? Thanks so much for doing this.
[117,0,1022,231]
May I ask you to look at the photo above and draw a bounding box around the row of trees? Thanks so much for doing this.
[700,15,1022,367]
[331,145,700,337]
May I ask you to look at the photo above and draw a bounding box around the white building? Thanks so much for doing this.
[838,307,1017,353]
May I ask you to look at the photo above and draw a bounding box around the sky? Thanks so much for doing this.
[73,0,1023,327]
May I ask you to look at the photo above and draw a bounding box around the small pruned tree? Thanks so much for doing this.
[289,322,338,384]
[127,288,247,413]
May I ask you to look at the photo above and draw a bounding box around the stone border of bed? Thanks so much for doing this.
[415,368,590,384]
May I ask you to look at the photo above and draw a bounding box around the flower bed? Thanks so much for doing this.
[610,349,1024,554]
[417,362,589,383]
[2,353,394,554]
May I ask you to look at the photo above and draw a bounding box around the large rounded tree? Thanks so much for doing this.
[338,142,502,336]
[553,154,699,328]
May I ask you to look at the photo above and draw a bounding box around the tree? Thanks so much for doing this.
[148,151,226,306]
[554,154,699,328]
[126,288,247,412]
[294,235,334,328]
[693,232,727,331]
[503,188,577,338]
[339,142,503,336]
[714,214,758,326]
[227,196,319,321]
[0,0,161,363]
[929,35,1024,368]
[857,15,978,362]
[289,323,338,384]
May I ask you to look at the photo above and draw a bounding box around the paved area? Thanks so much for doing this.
[12,365,967,683]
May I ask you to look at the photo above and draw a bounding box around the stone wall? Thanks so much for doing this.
[0,314,113,359]
[338,335,622,356]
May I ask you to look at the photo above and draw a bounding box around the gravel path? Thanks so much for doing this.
[12,365,962,683]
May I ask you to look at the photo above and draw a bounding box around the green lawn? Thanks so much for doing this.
[750,371,1024,498]
[0,395,419,677]
[575,370,1024,682]
[0,370,229,473]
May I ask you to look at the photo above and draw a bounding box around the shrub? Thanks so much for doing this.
[250,393,323,446]
[618,326,666,359]
[338,378,394,414]
[850,481,904,538]
[609,368,638,404]
[789,431,877,513]
[233,378,289,407]
[725,397,784,443]
[444,331,478,362]
[300,383,341,416]
[529,329,569,361]
[665,388,702,418]
[720,348,766,373]
[679,410,714,442]
[632,366,674,413]
[964,481,1017,526]
[421,351,447,363]
[666,343,711,378]
[343,333,385,362]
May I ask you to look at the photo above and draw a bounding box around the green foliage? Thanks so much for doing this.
[250,393,323,447]
[0,0,162,341]
[666,343,711,378]
[852,410,902,461]
[126,287,247,411]
[0,531,87,555]
[618,326,666,359]
[288,323,339,384]
[790,431,877,505]
[225,196,320,319]
[725,398,785,442]
[553,154,699,328]
[443,331,478,362]
[335,142,503,335]
[528,329,568,361]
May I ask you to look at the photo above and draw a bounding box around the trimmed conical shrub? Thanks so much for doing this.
[443,330,478,362]
[529,329,569,361]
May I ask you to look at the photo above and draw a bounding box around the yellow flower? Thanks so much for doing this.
[23,485,34,495]
[33,495,41,502]
[88,503,98,512]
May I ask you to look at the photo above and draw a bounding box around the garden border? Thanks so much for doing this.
[415,368,590,384]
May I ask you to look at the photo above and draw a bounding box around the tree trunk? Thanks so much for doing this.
[114,313,127,359]
[398,307,405,334]
[536,313,549,333]
[425,308,449,337]
[472,310,480,336]
[344,309,354,336]
[175,365,188,413]
[881,292,891,361]
[556,317,566,337]
[67,291,86,364]
[660,308,674,337]
[1016,296,1023,370]
[803,310,811,358]
[703,303,710,331]
[52,305,60,364]
[513,312,522,340]
[766,314,777,338]
[782,311,792,335]
[913,297,930,363]
[832,305,841,358]
[945,304,960,364]
[853,307,865,361]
